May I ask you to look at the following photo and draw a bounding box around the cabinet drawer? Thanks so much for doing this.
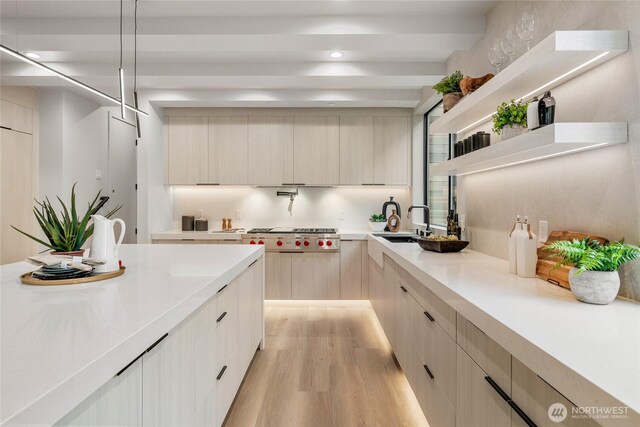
[214,282,239,363]
[399,267,456,339]
[415,299,457,409]
[215,349,239,427]
[456,313,511,396]
[415,357,456,427]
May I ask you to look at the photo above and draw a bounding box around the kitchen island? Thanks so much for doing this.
[0,244,264,426]
[367,235,640,427]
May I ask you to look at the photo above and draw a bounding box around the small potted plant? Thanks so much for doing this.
[433,70,464,113]
[492,99,528,140]
[544,238,640,305]
[368,214,387,232]
[12,184,121,256]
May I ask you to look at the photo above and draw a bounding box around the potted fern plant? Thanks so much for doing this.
[544,238,640,304]
[492,100,528,140]
[12,184,121,256]
[433,70,464,113]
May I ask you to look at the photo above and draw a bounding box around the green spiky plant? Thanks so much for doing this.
[11,184,122,253]
[432,70,464,95]
[544,238,640,275]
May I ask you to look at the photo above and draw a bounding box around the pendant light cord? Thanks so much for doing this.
[134,0,137,93]
[119,0,123,69]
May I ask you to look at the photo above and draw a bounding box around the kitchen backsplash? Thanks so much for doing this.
[171,186,412,231]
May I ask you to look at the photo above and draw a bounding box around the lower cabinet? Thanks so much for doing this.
[339,240,364,299]
[55,257,264,427]
[291,252,340,300]
[265,252,292,299]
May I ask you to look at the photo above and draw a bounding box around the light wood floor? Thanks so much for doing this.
[224,301,428,427]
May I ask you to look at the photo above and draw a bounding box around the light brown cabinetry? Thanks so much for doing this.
[247,116,294,185]
[339,116,374,185]
[373,116,410,186]
[1,99,33,134]
[340,240,364,299]
[265,252,292,299]
[293,116,339,185]
[291,252,340,300]
[208,117,248,185]
[167,117,208,185]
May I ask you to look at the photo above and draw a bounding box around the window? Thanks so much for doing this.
[424,102,455,228]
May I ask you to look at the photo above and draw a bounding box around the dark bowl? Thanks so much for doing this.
[416,238,469,253]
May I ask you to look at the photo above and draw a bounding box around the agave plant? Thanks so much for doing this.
[12,184,122,253]
[544,238,640,275]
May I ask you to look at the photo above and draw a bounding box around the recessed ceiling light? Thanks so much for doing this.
[24,52,40,59]
[330,51,343,58]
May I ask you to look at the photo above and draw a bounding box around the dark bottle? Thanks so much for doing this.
[454,213,462,240]
[541,91,556,125]
[447,210,455,235]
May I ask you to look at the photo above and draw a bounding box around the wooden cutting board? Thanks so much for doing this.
[536,231,609,289]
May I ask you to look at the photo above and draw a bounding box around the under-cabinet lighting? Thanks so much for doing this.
[24,52,40,59]
[0,43,148,116]
[456,143,608,176]
[456,52,611,134]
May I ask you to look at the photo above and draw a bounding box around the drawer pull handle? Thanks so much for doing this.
[423,364,434,379]
[485,376,537,427]
[216,365,227,381]
[423,311,435,322]
[400,285,408,293]
[217,284,228,294]
[216,311,228,323]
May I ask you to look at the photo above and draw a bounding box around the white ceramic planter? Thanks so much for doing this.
[501,124,526,141]
[568,267,620,305]
[368,221,387,232]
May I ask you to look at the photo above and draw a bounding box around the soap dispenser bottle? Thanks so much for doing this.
[516,216,538,278]
[527,97,539,130]
[508,215,522,274]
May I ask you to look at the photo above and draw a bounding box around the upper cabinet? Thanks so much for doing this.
[1,99,33,134]
[339,116,374,185]
[166,111,411,186]
[293,116,339,185]
[374,116,410,186]
[209,117,248,185]
[167,117,208,185]
[247,117,294,186]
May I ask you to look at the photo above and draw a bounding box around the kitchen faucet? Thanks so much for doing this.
[408,205,431,237]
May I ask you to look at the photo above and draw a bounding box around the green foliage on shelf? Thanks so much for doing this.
[11,183,122,252]
[369,214,386,223]
[492,99,528,135]
[544,238,640,275]
[432,70,463,95]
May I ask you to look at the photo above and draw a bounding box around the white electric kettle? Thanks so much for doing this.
[90,215,126,273]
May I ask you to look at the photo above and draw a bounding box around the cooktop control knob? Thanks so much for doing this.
[277,240,283,247]
[250,240,256,245]
[318,240,324,247]
[258,240,264,245]
[303,241,310,247]
[295,240,301,246]
[326,240,333,247]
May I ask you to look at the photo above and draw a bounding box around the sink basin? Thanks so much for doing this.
[374,234,419,243]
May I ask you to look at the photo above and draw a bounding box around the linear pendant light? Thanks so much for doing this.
[0,44,148,116]
[118,0,126,119]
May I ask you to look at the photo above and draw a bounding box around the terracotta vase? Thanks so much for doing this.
[51,249,86,257]
[443,92,464,113]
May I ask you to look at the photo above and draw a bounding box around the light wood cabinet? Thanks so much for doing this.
[293,116,339,185]
[247,116,294,185]
[373,116,410,185]
[381,255,398,342]
[208,117,248,185]
[340,240,363,299]
[265,252,292,299]
[368,255,385,323]
[339,116,375,185]
[55,358,143,427]
[167,117,208,185]
[1,128,35,264]
[511,358,598,427]
[1,99,33,134]
[291,252,340,300]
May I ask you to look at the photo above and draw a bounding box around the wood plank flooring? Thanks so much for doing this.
[224,301,428,427]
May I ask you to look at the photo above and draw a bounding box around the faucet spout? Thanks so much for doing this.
[408,205,431,234]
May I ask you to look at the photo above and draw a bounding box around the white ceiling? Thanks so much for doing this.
[0,0,494,108]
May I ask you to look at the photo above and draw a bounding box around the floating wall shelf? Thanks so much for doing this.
[429,30,629,135]
[429,123,628,176]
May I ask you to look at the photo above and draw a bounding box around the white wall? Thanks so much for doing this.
[171,186,411,231]
[446,1,640,299]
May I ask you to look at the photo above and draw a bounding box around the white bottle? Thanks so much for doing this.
[508,215,522,274]
[516,216,538,278]
[527,97,539,130]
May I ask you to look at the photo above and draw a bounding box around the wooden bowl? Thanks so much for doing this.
[417,238,469,253]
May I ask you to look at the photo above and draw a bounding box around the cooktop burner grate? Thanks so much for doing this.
[245,227,337,234]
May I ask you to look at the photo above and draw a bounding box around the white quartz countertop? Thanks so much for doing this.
[0,244,264,426]
[368,235,640,425]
